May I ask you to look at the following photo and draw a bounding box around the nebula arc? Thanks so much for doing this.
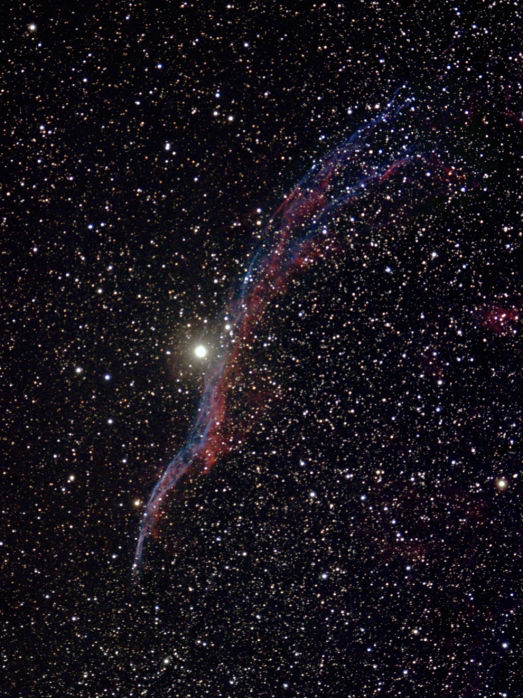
[133,88,424,573]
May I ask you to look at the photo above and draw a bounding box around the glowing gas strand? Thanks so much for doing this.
[133,88,423,574]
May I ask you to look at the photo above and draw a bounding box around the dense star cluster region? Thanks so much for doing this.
[2,3,521,696]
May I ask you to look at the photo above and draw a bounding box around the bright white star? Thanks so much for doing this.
[194,344,208,359]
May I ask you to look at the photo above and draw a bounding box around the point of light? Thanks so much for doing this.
[495,477,508,491]
[28,23,37,33]
[194,344,208,358]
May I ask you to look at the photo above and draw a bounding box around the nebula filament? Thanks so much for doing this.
[133,88,447,573]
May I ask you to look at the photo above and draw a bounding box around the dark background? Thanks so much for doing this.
[1,2,521,696]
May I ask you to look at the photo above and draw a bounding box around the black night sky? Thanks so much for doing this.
[2,2,522,696]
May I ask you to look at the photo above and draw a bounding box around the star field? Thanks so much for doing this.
[2,2,521,696]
